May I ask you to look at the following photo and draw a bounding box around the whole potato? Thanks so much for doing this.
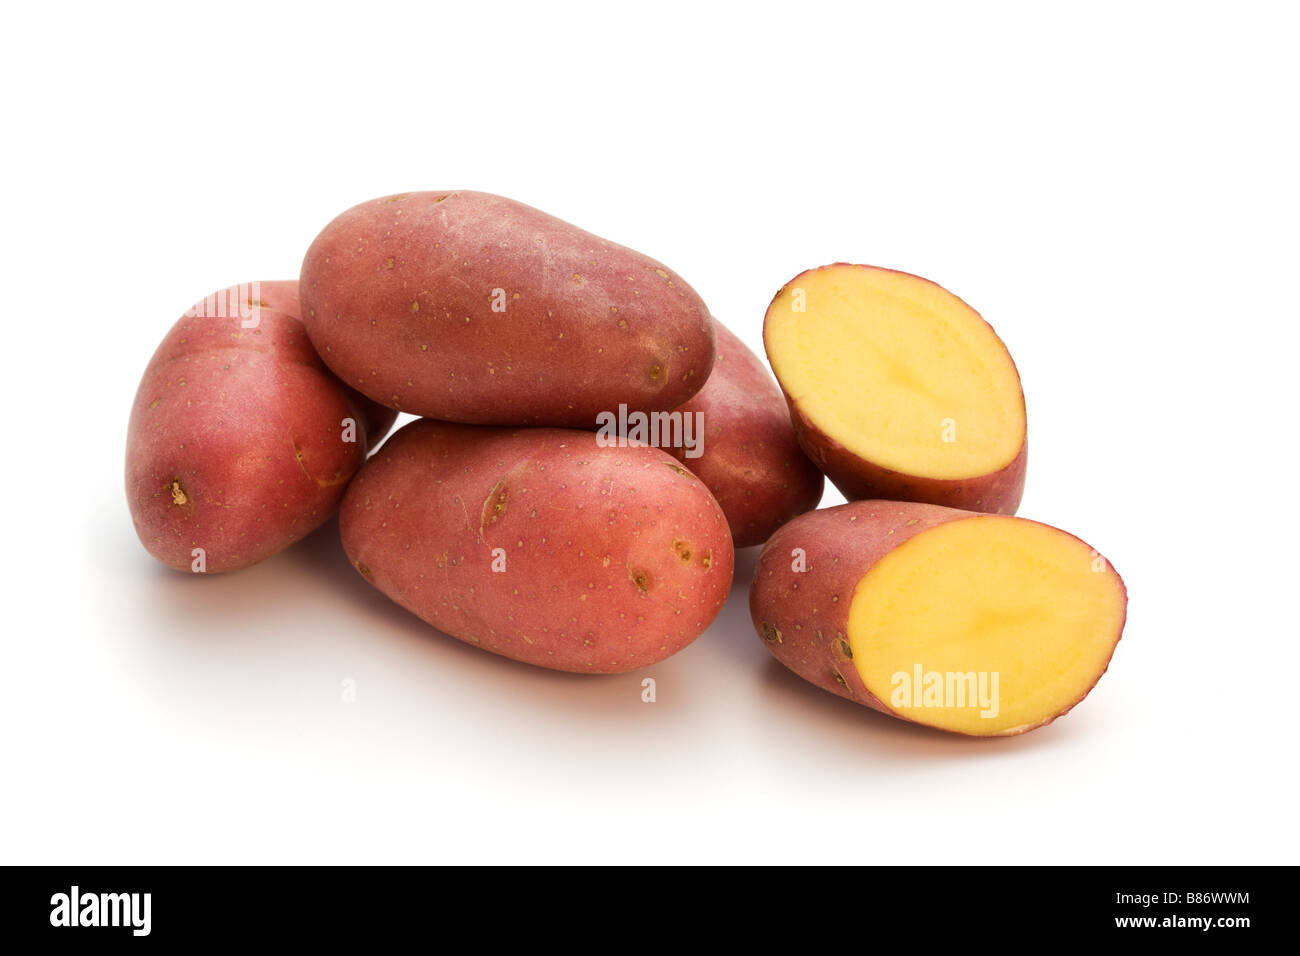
[751,501,1126,736]
[669,318,823,547]
[126,280,393,573]
[340,420,735,673]
[299,190,715,426]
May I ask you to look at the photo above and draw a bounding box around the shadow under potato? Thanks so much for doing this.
[118,510,1077,759]
[121,515,702,729]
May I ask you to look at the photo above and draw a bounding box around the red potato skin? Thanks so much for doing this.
[340,420,735,673]
[254,281,398,448]
[749,500,1127,737]
[126,281,391,574]
[670,318,823,548]
[764,264,1027,515]
[300,190,716,426]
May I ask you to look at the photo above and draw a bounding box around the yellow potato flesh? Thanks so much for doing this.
[767,266,1025,480]
[848,516,1125,735]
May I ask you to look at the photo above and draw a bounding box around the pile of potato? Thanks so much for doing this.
[127,191,1127,736]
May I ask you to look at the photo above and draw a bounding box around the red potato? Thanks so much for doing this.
[300,190,716,426]
[126,280,395,573]
[750,501,1127,736]
[340,420,735,673]
[669,318,823,548]
[765,264,1027,514]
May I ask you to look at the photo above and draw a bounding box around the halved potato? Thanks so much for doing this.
[764,264,1027,513]
[750,501,1126,736]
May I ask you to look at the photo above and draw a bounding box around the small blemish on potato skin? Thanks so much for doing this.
[480,477,509,532]
[168,479,188,506]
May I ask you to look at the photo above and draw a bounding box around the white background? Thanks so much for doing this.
[2,1,1296,864]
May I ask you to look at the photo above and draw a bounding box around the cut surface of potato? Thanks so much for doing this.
[848,515,1125,735]
[765,265,1027,512]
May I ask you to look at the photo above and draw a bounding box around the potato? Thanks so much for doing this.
[750,501,1126,736]
[764,264,1027,514]
[299,190,716,427]
[668,318,823,548]
[340,420,735,673]
[126,280,394,574]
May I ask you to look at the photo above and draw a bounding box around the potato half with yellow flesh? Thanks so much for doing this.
[750,501,1126,736]
[764,264,1027,514]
